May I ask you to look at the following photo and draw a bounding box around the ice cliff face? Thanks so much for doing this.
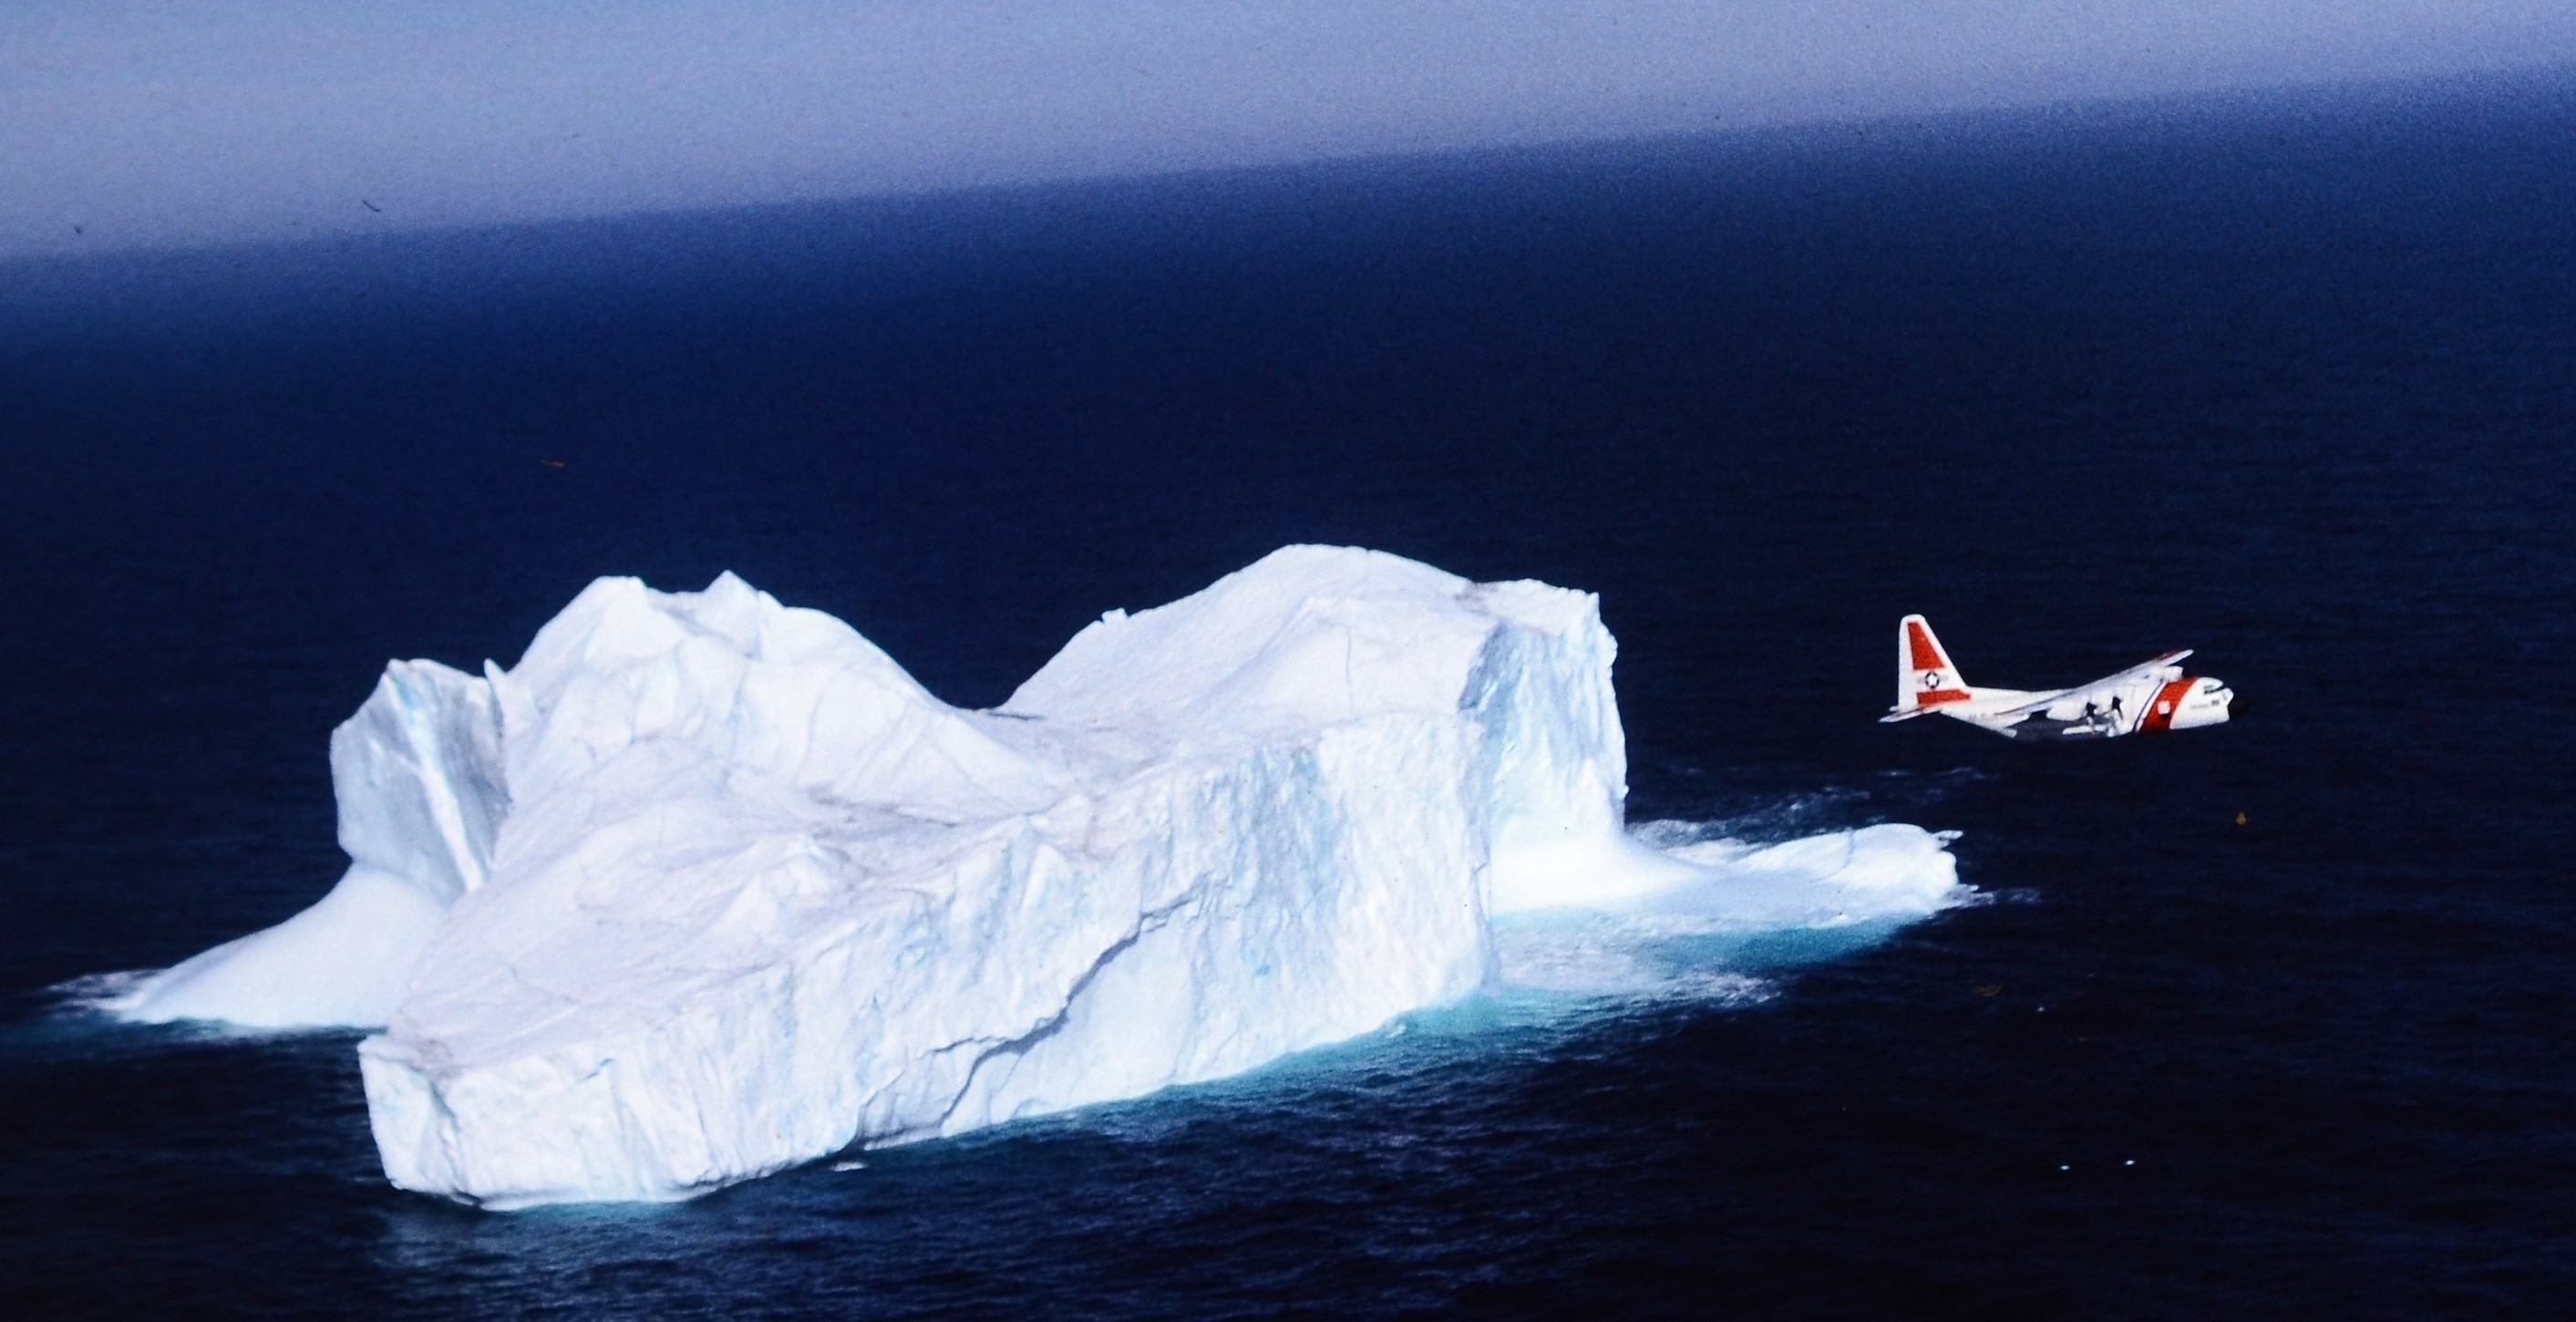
[112,546,1961,1207]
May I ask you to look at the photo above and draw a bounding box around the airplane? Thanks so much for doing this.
[1880,615,2235,740]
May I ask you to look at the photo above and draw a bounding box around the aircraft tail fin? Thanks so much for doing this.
[1894,615,1973,713]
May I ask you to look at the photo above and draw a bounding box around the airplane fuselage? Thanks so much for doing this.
[1882,615,2234,740]
[1932,672,2234,740]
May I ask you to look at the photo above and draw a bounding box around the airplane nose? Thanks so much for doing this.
[2226,693,2243,721]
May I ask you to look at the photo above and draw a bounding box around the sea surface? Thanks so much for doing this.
[4,70,2572,1318]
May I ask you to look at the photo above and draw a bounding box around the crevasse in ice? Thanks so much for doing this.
[113,546,1963,1207]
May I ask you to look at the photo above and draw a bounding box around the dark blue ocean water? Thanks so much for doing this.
[5,71,2573,1318]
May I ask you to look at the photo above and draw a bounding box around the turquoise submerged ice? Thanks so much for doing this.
[112,547,1965,1208]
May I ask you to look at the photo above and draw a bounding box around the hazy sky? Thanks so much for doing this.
[6,1,2572,258]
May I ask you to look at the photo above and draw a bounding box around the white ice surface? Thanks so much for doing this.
[1487,822,1967,997]
[108,546,1965,1207]
[114,659,505,1028]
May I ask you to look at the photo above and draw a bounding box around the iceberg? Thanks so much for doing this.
[112,546,1963,1207]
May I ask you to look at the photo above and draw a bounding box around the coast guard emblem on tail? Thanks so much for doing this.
[1898,615,1973,711]
[1879,615,2235,740]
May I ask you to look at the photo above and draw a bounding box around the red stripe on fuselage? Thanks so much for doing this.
[2138,677,2196,733]
[1907,622,1947,672]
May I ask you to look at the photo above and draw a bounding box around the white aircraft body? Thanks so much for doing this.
[1880,615,2234,740]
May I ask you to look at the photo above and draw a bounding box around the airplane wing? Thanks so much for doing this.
[1984,650,2191,718]
[2100,648,2191,686]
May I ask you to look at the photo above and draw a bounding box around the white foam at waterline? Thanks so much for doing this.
[46,970,151,1012]
[1490,821,1970,996]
